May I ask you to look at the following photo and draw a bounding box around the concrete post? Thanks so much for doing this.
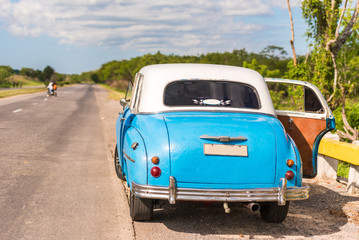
[317,133,340,179]
[317,155,338,179]
[323,132,340,141]
[348,140,359,194]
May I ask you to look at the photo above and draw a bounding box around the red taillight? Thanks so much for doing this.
[285,170,295,180]
[151,167,161,178]
[151,156,159,164]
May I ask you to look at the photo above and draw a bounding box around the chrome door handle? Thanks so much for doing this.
[289,118,294,130]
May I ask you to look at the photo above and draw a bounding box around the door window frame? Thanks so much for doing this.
[130,73,144,114]
[265,78,334,120]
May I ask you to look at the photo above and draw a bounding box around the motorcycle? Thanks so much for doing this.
[47,83,58,97]
[47,88,57,97]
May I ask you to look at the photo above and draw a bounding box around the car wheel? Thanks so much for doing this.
[114,145,125,180]
[260,202,290,223]
[130,191,153,221]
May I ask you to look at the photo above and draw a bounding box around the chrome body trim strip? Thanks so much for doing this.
[132,177,309,205]
[123,150,135,163]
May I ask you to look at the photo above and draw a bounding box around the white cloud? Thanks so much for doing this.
[266,0,302,8]
[0,0,302,54]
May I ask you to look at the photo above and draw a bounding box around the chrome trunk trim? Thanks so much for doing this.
[200,135,247,142]
[132,177,309,205]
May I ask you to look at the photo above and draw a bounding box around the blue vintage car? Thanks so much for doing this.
[115,64,335,222]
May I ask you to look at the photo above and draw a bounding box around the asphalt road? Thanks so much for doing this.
[0,85,132,239]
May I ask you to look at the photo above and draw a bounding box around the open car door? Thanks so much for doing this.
[265,78,335,178]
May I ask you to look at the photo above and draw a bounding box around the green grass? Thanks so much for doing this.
[337,161,350,179]
[99,84,126,100]
[19,78,44,87]
[0,87,46,98]
[9,75,44,87]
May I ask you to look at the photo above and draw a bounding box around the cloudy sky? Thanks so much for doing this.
[0,0,307,74]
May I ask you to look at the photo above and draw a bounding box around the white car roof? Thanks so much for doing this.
[137,64,276,116]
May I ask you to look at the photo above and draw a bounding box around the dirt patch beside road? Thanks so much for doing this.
[95,85,359,240]
[94,86,134,240]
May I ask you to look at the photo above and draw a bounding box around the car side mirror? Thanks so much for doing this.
[120,98,130,107]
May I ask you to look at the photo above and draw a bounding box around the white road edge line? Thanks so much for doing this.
[13,109,22,113]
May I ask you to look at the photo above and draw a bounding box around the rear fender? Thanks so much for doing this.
[271,120,302,187]
[131,114,171,187]
[123,127,147,189]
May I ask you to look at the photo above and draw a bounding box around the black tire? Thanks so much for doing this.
[114,145,125,180]
[260,202,290,223]
[130,191,153,221]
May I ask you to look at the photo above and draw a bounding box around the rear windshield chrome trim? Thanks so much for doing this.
[136,110,277,118]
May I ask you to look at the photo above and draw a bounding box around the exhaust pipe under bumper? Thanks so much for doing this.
[245,203,260,212]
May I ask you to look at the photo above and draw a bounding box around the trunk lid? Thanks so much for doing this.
[164,113,277,185]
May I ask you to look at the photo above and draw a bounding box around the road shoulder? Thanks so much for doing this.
[93,85,135,240]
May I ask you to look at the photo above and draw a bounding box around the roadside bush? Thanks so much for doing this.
[332,100,359,179]
[107,79,128,91]
[333,100,359,134]
[337,161,350,179]
[0,81,12,88]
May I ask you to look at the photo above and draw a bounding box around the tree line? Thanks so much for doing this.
[0,65,85,88]
[0,46,291,90]
[88,46,290,89]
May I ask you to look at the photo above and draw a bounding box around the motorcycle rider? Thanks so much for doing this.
[47,81,54,96]
[53,82,57,92]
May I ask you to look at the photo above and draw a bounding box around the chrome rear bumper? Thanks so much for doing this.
[132,177,309,206]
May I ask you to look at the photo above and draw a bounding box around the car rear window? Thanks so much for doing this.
[164,80,260,109]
